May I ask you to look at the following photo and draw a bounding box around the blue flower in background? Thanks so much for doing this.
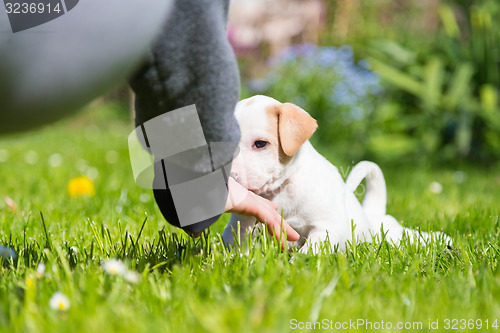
[270,43,317,64]
[265,44,383,123]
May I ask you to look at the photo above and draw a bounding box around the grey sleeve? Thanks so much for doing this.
[130,0,241,173]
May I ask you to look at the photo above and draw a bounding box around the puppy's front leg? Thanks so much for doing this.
[222,214,257,248]
[299,172,351,254]
[300,229,329,254]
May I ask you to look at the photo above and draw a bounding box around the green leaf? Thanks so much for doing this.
[439,5,460,38]
[370,58,423,96]
[423,57,444,111]
[369,40,417,65]
[444,63,474,110]
[480,84,500,129]
[480,84,498,111]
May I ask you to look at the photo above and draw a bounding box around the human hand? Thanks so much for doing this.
[224,177,300,247]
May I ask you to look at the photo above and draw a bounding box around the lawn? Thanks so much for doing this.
[0,103,499,332]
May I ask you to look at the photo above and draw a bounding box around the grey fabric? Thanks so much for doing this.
[0,0,173,134]
[130,0,240,173]
[130,0,240,233]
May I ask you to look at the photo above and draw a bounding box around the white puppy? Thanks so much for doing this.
[223,95,450,253]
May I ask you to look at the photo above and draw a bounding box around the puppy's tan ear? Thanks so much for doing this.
[276,103,318,156]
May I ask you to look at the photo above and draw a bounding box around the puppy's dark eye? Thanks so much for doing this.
[253,140,268,149]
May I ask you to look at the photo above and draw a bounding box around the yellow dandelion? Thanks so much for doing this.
[25,274,37,302]
[49,292,70,311]
[26,276,35,289]
[67,176,95,197]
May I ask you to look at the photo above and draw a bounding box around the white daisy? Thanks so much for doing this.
[101,259,126,276]
[429,181,443,194]
[49,292,70,311]
[124,270,140,284]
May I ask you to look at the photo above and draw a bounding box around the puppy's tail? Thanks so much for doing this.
[346,161,387,217]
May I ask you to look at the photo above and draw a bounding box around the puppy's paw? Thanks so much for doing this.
[432,231,453,246]
[408,230,453,246]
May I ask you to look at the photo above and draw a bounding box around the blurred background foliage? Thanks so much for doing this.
[103,0,499,165]
[227,0,500,165]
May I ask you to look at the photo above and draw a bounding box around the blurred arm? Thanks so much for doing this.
[0,0,172,134]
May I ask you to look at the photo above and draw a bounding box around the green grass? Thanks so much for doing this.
[0,103,499,332]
